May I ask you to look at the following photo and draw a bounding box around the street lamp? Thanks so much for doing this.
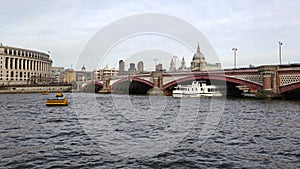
[153,59,158,71]
[92,69,96,83]
[278,41,283,65]
[232,48,238,69]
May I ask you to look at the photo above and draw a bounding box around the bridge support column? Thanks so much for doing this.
[99,77,111,94]
[257,66,281,99]
[153,77,159,88]
[263,74,272,91]
[147,71,164,96]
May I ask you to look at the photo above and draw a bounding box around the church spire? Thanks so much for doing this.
[169,58,175,72]
[81,64,86,71]
[197,42,201,54]
[179,56,186,71]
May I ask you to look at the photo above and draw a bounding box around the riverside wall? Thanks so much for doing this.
[0,85,72,94]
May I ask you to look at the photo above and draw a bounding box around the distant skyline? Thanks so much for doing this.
[1,0,300,70]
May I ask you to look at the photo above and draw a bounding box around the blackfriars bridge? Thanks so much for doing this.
[82,64,300,99]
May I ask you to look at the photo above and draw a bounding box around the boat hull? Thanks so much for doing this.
[41,91,49,95]
[172,81,222,98]
[172,92,222,98]
[46,98,68,106]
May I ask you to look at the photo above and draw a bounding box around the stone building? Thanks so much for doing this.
[97,66,117,80]
[52,66,65,83]
[128,63,136,73]
[156,63,163,71]
[137,61,144,72]
[119,60,125,71]
[54,65,92,84]
[169,58,176,72]
[179,57,187,71]
[190,43,221,71]
[118,60,125,75]
[59,68,76,84]
[0,44,53,86]
[76,65,92,82]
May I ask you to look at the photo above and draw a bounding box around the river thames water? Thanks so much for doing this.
[0,93,299,168]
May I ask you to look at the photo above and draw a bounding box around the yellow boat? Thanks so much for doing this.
[46,97,68,106]
[41,91,49,95]
[56,92,63,97]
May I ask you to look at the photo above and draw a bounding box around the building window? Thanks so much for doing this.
[4,48,7,54]
[30,60,33,70]
[5,57,8,69]
[19,59,22,69]
[10,71,14,80]
[15,59,18,69]
[23,60,26,69]
[10,58,13,69]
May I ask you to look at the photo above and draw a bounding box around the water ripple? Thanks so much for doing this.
[0,93,299,168]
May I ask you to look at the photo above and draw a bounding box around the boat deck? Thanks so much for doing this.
[46,98,68,106]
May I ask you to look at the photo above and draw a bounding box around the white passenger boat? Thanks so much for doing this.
[172,81,222,98]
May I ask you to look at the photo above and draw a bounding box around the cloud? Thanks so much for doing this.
[0,0,299,69]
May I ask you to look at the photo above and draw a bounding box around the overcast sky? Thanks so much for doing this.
[1,0,299,70]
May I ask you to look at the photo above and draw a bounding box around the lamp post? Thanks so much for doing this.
[92,69,96,83]
[153,59,158,71]
[232,48,238,69]
[278,41,283,65]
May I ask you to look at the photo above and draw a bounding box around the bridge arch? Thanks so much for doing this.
[82,81,104,92]
[111,77,154,94]
[163,75,263,90]
[111,77,153,88]
[280,82,300,93]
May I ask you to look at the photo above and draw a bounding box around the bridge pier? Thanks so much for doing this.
[257,66,281,99]
[147,71,164,96]
[99,77,111,94]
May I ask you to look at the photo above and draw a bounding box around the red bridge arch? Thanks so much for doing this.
[163,75,263,90]
[280,82,300,93]
[82,81,104,92]
[111,77,154,88]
